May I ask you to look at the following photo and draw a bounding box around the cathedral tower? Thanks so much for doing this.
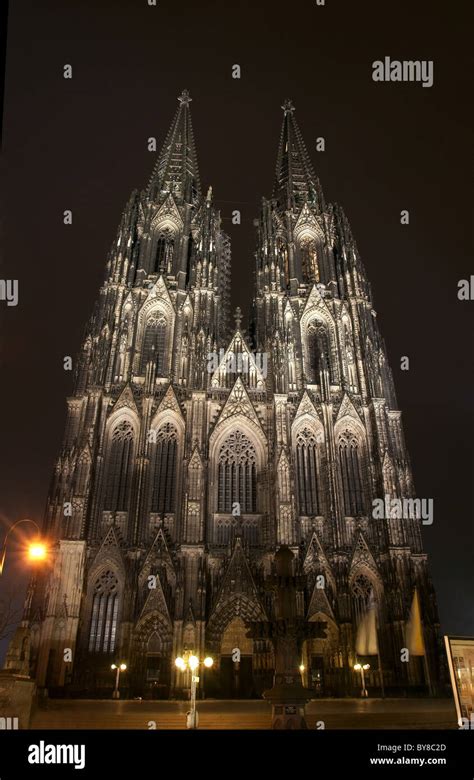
[6,93,441,698]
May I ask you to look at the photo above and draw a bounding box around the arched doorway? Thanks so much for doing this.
[131,615,172,699]
[145,632,165,693]
[219,617,254,698]
[302,613,340,697]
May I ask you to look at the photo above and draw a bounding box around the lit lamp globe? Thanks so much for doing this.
[188,655,199,672]
[175,657,186,671]
[203,656,214,668]
[28,542,47,562]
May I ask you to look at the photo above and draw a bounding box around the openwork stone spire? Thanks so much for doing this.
[147,89,201,203]
[273,98,321,211]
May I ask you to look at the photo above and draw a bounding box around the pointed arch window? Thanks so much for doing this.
[351,573,376,627]
[295,427,321,516]
[151,422,178,513]
[146,632,163,681]
[140,315,167,375]
[154,231,175,275]
[338,430,365,515]
[307,321,330,382]
[299,236,320,284]
[217,430,257,513]
[88,570,120,653]
[104,420,135,512]
[277,237,289,285]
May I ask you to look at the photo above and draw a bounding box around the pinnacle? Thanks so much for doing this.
[178,89,192,106]
[281,98,295,116]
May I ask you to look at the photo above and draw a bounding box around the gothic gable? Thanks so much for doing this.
[90,527,125,575]
[139,528,176,587]
[155,384,184,419]
[307,583,335,621]
[138,276,175,324]
[300,283,334,325]
[150,193,183,233]
[303,532,336,591]
[350,532,379,579]
[139,573,171,623]
[336,393,363,425]
[208,539,266,638]
[294,390,319,422]
[293,202,324,242]
[210,331,266,390]
[112,384,139,417]
[214,377,264,432]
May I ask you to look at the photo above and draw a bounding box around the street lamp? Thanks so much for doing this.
[111,663,127,699]
[0,519,47,575]
[354,662,370,698]
[174,651,214,729]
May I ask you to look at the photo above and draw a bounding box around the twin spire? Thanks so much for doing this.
[274,98,321,210]
[147,89,201,203]
[147,91,321,210]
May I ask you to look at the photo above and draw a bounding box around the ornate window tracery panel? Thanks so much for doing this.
[351,573,376,626]
[307,321,330,383]
[154,231,175,275]
[151,422,178,513]
[188,459,201,501]
[278,457,291,503]
[114,314,131,381]
[88,570,120,653]
[299,236,320,283]
[217,430,257,513]
[338,431,365,516]
[75,454,90,496]
[104,419,135,512]
[140,314,167,375]
[295,427,321,516]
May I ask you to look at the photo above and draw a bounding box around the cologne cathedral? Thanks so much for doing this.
[6,91,441,698]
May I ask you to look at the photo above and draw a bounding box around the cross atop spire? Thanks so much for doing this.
[281,98,295,116]
[178,89,192,106]
[147,89,201,203]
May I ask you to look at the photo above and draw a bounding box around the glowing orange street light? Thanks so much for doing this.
[0,519,47,575]
[27,542,48,562]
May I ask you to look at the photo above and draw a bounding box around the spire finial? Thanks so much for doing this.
[234,306,242,330]
[178,89,192,106]
[281,99,295,116]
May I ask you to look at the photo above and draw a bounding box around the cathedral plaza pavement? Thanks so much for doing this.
[31,697,457,730]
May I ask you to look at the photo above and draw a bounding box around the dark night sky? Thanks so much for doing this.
[0,0,472,661]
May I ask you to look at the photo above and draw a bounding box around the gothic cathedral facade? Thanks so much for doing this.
[7,91,441,698]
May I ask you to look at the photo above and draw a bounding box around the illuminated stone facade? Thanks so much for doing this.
[6,92,441,698]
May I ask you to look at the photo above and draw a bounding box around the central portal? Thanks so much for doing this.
[218,617,255,698]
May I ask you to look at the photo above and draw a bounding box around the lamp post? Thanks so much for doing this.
[174,652,213,729]
[354,662,370,697]
[111,663,127,699]
[0,519,47,575]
